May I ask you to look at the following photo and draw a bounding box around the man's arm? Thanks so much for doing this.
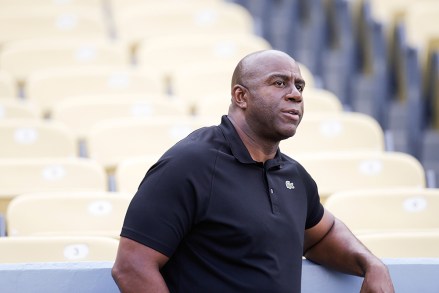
[304,208,395,293]
[112,237,170,293]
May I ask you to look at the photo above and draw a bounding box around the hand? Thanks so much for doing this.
[360,262,395,293]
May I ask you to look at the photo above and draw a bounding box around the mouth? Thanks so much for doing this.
[282,109,301,120]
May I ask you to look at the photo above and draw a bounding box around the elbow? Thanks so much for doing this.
[112,262,130,291]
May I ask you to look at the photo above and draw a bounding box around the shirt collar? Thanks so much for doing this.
[219,115,284,168]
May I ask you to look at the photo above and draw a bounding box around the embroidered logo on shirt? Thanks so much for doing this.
[285,181,295,190]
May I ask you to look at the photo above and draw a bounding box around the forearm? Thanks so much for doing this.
[304,218,385,277]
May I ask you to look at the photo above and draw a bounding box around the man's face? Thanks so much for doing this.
[243,52,305,142]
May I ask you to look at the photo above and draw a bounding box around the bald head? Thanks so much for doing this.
[231,50,297,90]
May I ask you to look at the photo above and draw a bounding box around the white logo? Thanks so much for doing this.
[285,181,295,190]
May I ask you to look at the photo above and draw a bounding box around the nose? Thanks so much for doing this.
[285,85,302,103]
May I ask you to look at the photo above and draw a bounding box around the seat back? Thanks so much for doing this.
[0,158,108,214]
[136,33,271,85]
[0,71,16,98]
[357,230,439,258]
[0,38,130,83]
[86,116,216,172]
[0,100,40,119]
[303,88,343,113]
[325,187,439,233]
[0,119,77,158]
[26,66,164,116]
[6,191,131,237]
[0,236,119,263]
[51,95,190,139]
[280,112,385,156]
[296,151,426,200]
[114,155,160,193]
[0,6,108,46]
[114,1,254,50]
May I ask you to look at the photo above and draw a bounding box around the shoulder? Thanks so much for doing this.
[159,125,225,171]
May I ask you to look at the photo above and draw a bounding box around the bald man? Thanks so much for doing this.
[112,50,394,293]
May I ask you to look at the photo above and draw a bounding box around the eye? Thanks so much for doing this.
[274,80,286,87]
[295,83,304,92]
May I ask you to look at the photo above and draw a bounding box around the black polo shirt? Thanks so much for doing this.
[121,115,324,293]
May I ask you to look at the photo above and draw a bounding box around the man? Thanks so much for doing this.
[112,50,395,292]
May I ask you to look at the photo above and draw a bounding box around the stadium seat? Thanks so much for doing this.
[0,119,77,158]
[193,93,232,118]
[0,100,40,119]
[0,70,17,98]
[295,151,426,201]
[0,6,109,47]
[86,116,217,173]
[108,0,222,11]
[114,155,160,193]
[0,235,119,263]
[0,157,108,214]
[298,62,315,89]
[303,88,343,113]
[171,61,235,111]
[0,0,103,7]
[51,95,190,139]
[403,2,439,129]
[0,38,130,84]
[6,191,131,237]
[113,1,254,51]
[136,32,271,87]
[357,230,439,258]
[280,112,385,156]
[325,187,439,234]
[26,66,164,116]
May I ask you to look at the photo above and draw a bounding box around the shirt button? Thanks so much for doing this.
[270,189,274,194]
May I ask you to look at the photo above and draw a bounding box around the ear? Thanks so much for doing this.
[231,84,248,109]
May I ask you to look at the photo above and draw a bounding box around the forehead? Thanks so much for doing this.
[248,52,303,81]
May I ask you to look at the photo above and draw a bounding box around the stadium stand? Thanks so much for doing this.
[280,112,386,155]
[0,99,40,119]
[325,187,439,234]
[0,235,119,263]
[0,119,78,158]
[26,66,164,117]
[5,191,131,238]
[295,151,426,201]
[0,158,107,214]
[0,0,438,287]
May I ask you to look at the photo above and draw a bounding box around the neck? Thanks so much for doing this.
[228,116,279,163]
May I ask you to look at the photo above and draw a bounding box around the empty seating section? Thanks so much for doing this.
[0,158,107,214]
[0,70,16,98]
[0,0,437,261]
[0,119,77,158]
[325,188,439,234]
[296,151,426,201]
[0,6,108,47]
[114,155,160,193]
[136,33,271,92]
[0,38,130,84]
[113,1,255,51]
[86,116,217,173]
[0,236,119,263]
[51,95,190,139]
[280,112,385,155]
[26,66,164,116]
[357,230,439,258]
[0,100,40,119]
[6,192,131,237]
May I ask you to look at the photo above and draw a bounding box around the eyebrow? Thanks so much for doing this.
[267,73,306,86]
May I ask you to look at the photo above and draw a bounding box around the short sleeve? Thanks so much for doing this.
[120,146,212,257]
